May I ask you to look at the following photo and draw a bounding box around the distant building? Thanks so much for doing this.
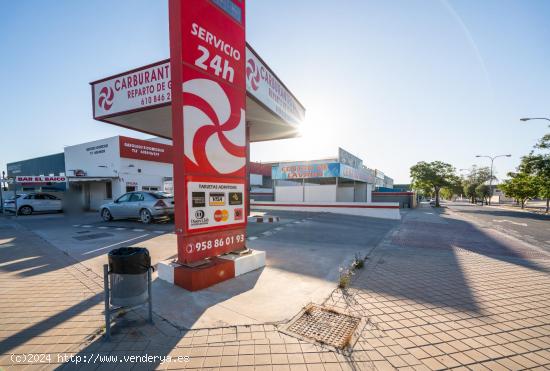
[267,148,394,203]
[5,136,276,211]
[6,153,66,193]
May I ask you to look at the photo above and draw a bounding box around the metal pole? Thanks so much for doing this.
[103,264,111,341]
[476,154,510,206]
[14,180,17,218]
[147,268,153,324]
[488,157,494,206]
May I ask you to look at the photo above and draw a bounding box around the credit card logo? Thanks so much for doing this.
[214,209,229,222]
[229,192,242,205]
[209,192,225,206]
[234,208,243,221]
[192,192,205,207]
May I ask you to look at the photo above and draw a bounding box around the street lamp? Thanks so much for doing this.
[475,154,511,205]
[520,117,550,126]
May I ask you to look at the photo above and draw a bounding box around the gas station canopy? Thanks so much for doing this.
[91,44,305,142]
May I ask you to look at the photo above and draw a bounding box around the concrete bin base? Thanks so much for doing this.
[157,249,266,290]
[219,250,266,276]
[158,260,179,284]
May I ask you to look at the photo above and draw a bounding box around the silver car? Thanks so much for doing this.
[99,191,174,224]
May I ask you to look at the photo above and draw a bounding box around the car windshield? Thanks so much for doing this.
[8,195,23,200]
[149,192,173,199]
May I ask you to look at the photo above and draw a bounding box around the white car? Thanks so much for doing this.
[3,193,63,215]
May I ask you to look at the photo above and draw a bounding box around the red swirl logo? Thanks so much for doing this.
[246,58,260,91]
[182,78,246,175]
[98,86,114,111]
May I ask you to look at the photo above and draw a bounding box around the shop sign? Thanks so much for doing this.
[119,136,173,164]
[169,0,247,263]
[245,48,305,126]
[272,162,340,180]
[93,61,171,118]
[91,49,305,129]
[15,176,67,183]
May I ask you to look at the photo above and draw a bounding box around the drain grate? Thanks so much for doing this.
[283,305,361,349]
[73,233,113,241]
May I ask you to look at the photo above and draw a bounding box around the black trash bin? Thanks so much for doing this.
[108,247,151,307]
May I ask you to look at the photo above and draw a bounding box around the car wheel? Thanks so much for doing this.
[101,208,113,222]
[140,209,153,224]
[19,206,33,216]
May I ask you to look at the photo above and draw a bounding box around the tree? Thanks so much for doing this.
[535,133,550,150]
[499,171,539,209]
[522,153,550,213]
[410,161,458,207]
[475,184,491,205]
[440,188,453,200]
[461,166,493,204]
[463,182,477,203]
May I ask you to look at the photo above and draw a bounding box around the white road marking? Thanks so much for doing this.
[133,229,145,232]
[248,236,258,240]
[115,228,126,231]
[97,226,108,229]
[262,231,272,236]
[153,230,165,234]
[492,219,528,227]
[275,227,283,231]
[82,234,150,255]
[81,225,92,228]
[72,225,80,227]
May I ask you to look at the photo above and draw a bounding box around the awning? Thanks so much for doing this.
[90,45,305,142]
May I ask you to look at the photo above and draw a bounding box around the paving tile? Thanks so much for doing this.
[287,353,305,364]
[419,357,446,370]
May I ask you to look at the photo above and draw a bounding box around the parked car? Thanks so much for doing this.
[99,191,174,224]
[3,193,63,215]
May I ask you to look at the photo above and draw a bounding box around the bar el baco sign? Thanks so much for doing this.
[15,176,67,183]
[169,0,246,263]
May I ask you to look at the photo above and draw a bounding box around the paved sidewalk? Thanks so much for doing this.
[1,205,550,370]
[0,219,400,370]
[326,206,550,370]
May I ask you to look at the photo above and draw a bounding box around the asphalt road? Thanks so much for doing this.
[446,201,550,251]
[2,209,398,328]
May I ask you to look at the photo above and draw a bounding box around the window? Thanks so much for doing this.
[116,193,132,203]
[33,194,46,200]
[44,194,59,200]
[105,182,112,199]
[149,191,173,199]
[126,185,136,192]
[142,186,160,191]
[129,193,144,202]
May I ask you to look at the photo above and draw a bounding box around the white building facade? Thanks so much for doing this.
[64,136,173,210]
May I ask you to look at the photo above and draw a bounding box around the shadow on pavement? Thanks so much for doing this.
[455,208,550,221]
[374,207,550,314]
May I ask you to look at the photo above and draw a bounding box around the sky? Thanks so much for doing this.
[1,0,549,183]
